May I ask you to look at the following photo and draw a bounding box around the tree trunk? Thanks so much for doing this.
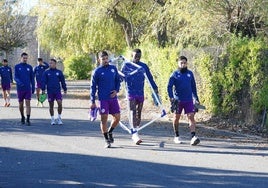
[106,8,138,48]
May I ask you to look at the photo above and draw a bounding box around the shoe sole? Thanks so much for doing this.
[136,139,142,145]
[191,138,200,146]
[105,143,111,148]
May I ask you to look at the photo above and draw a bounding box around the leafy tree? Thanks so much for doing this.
[0,0,33,58]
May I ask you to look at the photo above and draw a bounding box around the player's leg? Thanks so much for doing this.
[48,93,55,125]
[2,89,7,106]
[136,101,144,128]
[129,99,137,128]
[56,99,63,125]
[18,91,25,124]
[173,101,183,144]
[6,89,11,107]
[25,99,31,126]
[99,100,111,148]
[184,101,200,146]
[36,87,41,106]
[108,98,120,143]
[24,90,32,126]
[49,100,55,125]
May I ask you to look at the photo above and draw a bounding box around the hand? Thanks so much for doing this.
[194,99,200,104]
[110,90,117,98]
[90,103,96,109]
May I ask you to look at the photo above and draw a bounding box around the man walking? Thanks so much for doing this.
[121,48,158,144]
[167,55,200,146]
[33,58,49,107]
[41,58,67,125]
[14,52,35,125]
[90,51,121,148]
[0,59,13,107]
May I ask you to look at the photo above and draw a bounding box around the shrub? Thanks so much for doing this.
[64,54,93,80]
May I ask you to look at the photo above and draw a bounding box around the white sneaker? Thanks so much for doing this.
[173,136,182,144]
[51,119,56,125]
[190,136,200,146]
[57,118,63,125]
[132,132,142,145]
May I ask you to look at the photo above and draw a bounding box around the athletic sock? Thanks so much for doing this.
[26,115,30,122]
[108,127,114,133]
[103,132,109,140]
[51,116,54,120]
[191,132,196,138]
[58,114,61,119]
[175,131,179,137]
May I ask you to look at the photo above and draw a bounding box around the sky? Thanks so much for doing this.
[20,0,38,13]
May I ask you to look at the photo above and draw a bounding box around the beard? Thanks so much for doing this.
[179,67,188,73]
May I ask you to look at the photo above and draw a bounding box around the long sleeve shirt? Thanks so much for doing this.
[0,66,13,85]
[33,62,49,83]
[90,64,121,103]
[167,69,199,102]
[121,61,158,97]
[41,68,67,94]
[14,62,35,92]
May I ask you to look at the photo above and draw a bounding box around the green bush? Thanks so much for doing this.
[193,36,268,122]
[64,54,93,80]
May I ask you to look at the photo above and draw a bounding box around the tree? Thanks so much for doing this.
[34,0,166,57]
[0,1,33,58]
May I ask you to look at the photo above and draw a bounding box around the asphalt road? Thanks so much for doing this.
[0,81,267,188]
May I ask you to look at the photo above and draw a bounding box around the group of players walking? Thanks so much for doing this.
[1,49,201,148]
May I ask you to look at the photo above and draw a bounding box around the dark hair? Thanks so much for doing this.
[3,59,8,62]
[133,48,142,54]
[21,52,28,57]
[98,51,109,58]
[178,55,187,62]
[38,58,43,62]
[50,58,57,63]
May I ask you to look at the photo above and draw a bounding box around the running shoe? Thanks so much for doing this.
[173,136,182,144]
[104,139,111,148]
[51,119,56,125]
[190,136,200,146]
[57,118,63,125]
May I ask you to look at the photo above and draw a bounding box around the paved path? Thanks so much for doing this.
[0,81,268,188]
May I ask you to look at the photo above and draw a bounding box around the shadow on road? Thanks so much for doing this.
[1,147,268,188]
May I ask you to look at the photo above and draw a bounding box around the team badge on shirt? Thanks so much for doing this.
[187,73,191,77]
[27,68,30,71]
[56,72,59,76]
[111,69,115,73]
